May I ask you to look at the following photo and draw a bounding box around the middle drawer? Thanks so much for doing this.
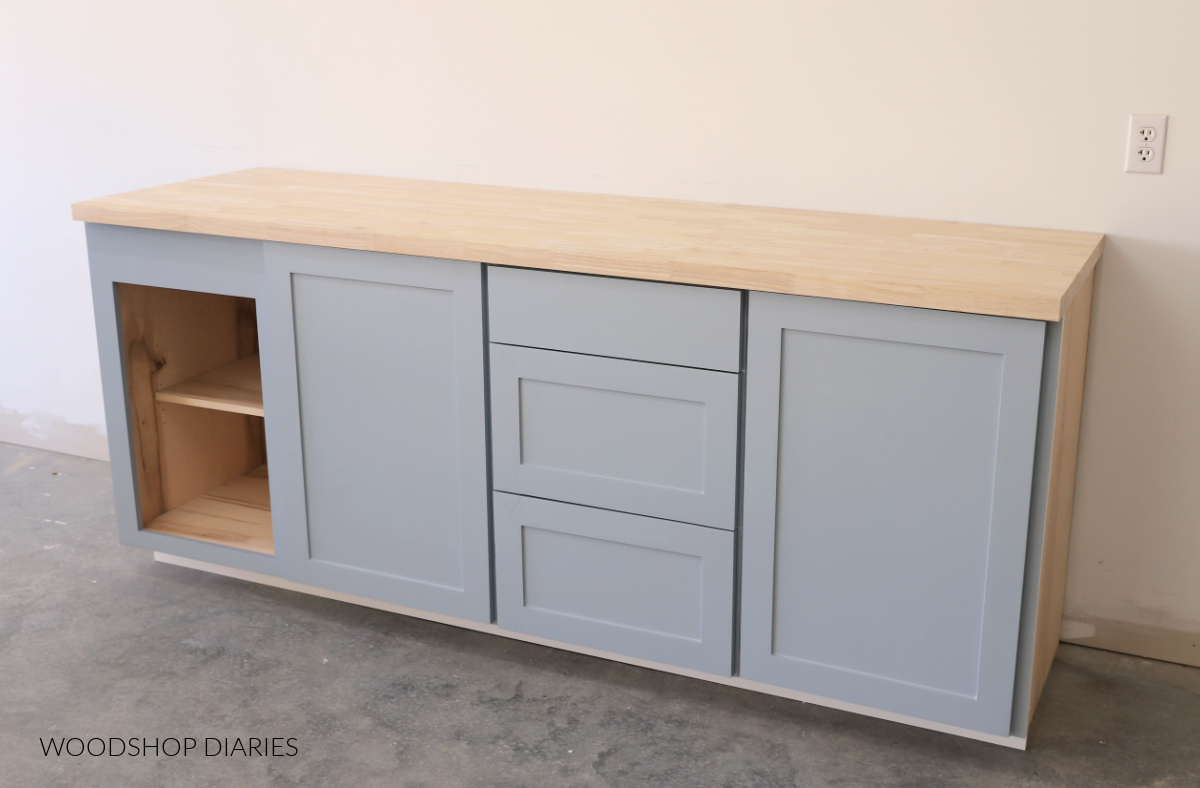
[489,344,739,528]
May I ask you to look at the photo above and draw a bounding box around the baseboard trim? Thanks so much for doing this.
[0,411,109,461]
[1062,614,1200,669]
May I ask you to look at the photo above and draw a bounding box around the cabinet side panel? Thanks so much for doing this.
[1007,317,1060,738]
[292,274,465,590]
[1028,269,1095,724]
[117,284,165,522]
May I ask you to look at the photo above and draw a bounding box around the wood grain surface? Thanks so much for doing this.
[1027,269,1095,723]
[145,464,273,554]
[118,284,262,520]
[155,354,264,416]
[75,169,1103,320]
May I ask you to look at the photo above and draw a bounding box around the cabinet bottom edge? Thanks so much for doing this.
[151,550,1027,750]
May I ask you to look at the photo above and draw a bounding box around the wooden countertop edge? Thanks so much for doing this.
[1056,238,1105,318]
[72,181,1105,323]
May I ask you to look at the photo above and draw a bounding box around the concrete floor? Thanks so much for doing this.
[1,442,1197,788]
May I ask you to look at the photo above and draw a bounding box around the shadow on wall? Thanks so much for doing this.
[1063,235,1200,668]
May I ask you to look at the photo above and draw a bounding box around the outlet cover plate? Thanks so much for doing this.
[1126,114,1168,174]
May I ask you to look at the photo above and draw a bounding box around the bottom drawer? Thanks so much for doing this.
[494,493,734,675]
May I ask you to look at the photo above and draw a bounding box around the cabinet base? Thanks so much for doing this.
[151,551,1028,750]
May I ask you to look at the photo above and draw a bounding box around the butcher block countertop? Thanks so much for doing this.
[72,168,1103,320]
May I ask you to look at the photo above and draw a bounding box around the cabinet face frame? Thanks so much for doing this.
[261,243,492,623]
[86,224,283,575]
[739,292,1046,737]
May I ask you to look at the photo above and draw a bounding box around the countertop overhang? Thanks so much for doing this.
[72,168,1104,321]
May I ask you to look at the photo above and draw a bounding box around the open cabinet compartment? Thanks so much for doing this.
[118,283,273,554]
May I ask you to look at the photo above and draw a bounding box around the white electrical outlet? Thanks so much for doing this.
[1126,114,1168,174]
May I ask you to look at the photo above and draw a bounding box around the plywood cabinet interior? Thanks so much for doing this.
[155,355,264,417]
[118,283,271,554]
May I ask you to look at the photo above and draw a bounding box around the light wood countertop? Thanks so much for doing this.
[72,168,1103,320]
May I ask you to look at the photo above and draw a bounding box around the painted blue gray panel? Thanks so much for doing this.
[771,332,1004,696]
[740,292,1044,736]
[520,379,705,491]
[86,224,266,296]
[490,344,738,528]
[488,266,741,371]
[524,528,702,639]
[494,492,733,674]
[1008,318,1063,738]
[264,243,490,622]
[84,224,282,576]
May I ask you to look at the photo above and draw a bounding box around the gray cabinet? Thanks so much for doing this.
[740,292,1046,736]
[494,492,734,674]
[262,243,491,622]
[84,219,1086,744]
[87,225,282,576]
[87,228,492,621]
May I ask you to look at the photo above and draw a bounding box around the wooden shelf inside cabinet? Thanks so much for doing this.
[155,355,264,417]
[144,464,273,554]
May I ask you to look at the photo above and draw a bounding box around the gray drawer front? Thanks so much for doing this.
[490,344,738,528]
[494,493,733,675]
[488,266,741,371]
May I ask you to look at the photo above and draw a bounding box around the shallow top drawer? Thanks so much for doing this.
[488,267,741,372]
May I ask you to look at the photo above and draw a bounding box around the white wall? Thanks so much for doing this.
[3,1,1197,663]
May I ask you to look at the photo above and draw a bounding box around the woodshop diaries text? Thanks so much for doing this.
[39,737,299,757]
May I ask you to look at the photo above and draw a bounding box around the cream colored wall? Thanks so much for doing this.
[2,1,1197,661]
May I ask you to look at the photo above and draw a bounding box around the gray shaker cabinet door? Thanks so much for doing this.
[740,292,1045,736]
[263,243,490,622]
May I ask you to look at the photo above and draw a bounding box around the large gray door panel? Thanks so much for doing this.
[263,243,490,622]
[740,292,1045,736]
[494,493,734,674]
[490,345,739,528]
